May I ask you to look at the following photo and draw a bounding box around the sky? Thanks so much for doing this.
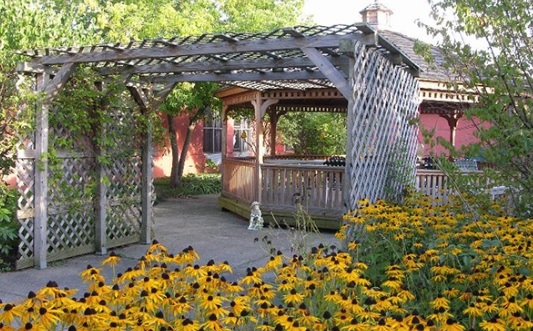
[303,0,435,42]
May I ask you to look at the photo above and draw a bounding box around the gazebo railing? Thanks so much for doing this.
[261,163,344,211]
[221,158,492,212]
[221,157,344,213]
[415,169,491,204]
[222,158,256,204]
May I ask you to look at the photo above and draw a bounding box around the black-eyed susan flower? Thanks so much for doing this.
[479,315,506,331]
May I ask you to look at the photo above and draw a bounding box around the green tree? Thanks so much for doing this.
[0,0,101,268]
[87,0,306,187]
[278,112,347,156]
[421,0,533,215]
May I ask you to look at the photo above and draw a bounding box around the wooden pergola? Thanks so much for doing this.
[15,23,420,269]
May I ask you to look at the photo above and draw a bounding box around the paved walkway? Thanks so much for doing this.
[0,194,338,304]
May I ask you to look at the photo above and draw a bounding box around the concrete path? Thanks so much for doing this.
[0,194,339,304]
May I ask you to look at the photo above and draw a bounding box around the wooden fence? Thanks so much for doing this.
[222,160,493,213]
[415,169,491,204]
[261,164,344,212]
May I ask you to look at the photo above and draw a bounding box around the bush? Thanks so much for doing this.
[154,174,221,201]
[0,185,19,271]
[1,193,532,330]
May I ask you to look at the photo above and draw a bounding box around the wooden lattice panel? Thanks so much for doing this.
[15,102,147,268]
[346,42,420,209]
[46,209,95,257]
[107,203,142,246]
[16,159,34,217]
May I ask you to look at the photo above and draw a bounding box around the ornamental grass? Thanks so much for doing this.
[1,192,533,330]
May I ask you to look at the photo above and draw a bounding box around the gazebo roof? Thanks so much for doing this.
[17,23,420,92]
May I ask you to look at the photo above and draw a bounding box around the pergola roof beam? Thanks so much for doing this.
[94,56,349,76]
[301,47,351,100]
[32,34,367,66]
[143,70,327,84]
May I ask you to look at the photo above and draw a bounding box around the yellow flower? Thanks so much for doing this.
[463,303,483,317]
[283,289,303,305]
[101,251,121,267]
[479,316,506,331]
[440,318,465,331]
[430,294,450,310]
[199,294,224,312]
[341,318,368,331]
[0,304,21,325]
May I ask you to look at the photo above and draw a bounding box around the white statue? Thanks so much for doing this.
[248,201,264,231]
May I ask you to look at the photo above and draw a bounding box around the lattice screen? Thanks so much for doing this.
[346,42,420,210]
[16,100,146,269]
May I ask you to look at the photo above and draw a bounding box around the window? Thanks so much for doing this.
[203,115,222,153]
[233,118,252,152]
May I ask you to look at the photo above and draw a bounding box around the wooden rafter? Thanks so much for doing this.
[17,23,420,94]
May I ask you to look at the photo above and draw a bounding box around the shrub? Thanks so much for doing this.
[0,185,19,271]
[154,174,221,201]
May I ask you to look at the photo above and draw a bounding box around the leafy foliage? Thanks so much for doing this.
[0,185,19,270]
[154,174,221,200]
[418,0,533,215]
[278,112,347,155]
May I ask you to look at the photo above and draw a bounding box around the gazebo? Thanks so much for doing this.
[15,23,420,269]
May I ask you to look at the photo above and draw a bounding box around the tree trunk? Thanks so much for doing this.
[168,114,181,187]
[177,117,196,180]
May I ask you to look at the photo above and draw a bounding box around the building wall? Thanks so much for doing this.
[153,113,207,178]
[418,113,487,157]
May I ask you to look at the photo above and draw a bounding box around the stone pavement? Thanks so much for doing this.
[0,194,339,304]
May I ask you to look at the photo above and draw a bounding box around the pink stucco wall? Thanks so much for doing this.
[418,114,487,157]
[153,114,207,178]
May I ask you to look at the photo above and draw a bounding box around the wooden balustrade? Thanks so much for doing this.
[222,157,489,213]
[222,158,256,204]
[415,169,490,204]
[261,164,344,211]
[415,170,451,202]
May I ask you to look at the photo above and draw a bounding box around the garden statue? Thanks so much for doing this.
[247,201,264,231]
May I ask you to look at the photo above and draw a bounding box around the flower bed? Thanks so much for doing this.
[1,193,532,330]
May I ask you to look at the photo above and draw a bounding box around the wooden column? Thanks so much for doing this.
[251,96,278,202]
[33,63,77,269]
[440,110,463,160]
[220,104,229,190]
[33,73,49,269]
[128,83,175,245]
[94,82,107,255]
[343,56,356,212]
[268,109,287,157]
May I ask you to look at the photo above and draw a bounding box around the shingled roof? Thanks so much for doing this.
[380,30,449,82]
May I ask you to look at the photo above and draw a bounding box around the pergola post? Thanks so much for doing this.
[33,63,77,269]
[343,56,356,212]
[33,72,49,269]
[267,109,287,157]
[129,83,176,245]
[94,81,107,255]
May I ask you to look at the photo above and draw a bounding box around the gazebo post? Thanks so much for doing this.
[269,110,277,158]
[251,96,279,202]
[220,104,229,190]
[252,97,264,203]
